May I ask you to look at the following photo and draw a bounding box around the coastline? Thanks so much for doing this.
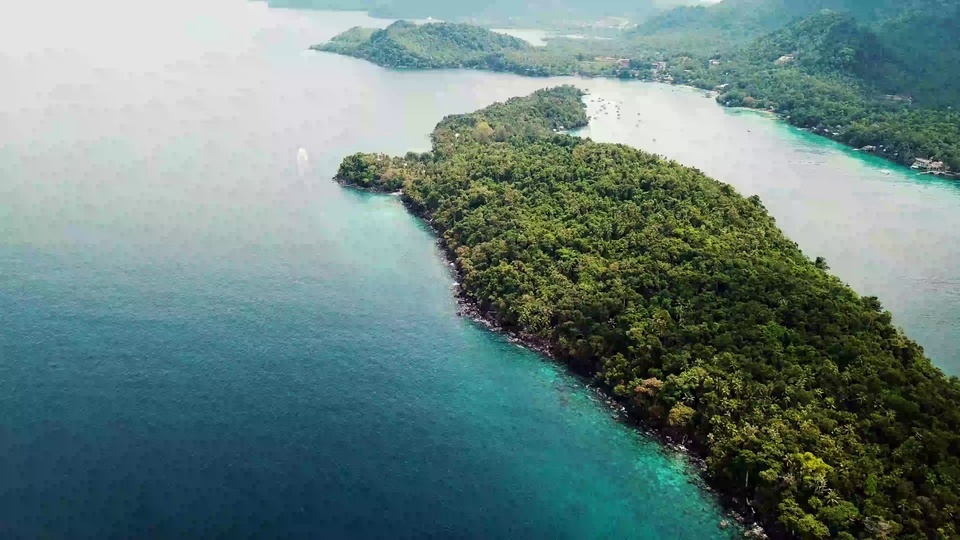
[312,45,957,180]
[651,80,957,179]
[342,181,769,540]
[326,85,960,539]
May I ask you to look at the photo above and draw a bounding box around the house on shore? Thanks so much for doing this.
[912,158,946,171]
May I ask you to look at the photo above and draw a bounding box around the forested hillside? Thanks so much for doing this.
[316,21,535,70]
[313,21,628,76]
[874,8,960,109]
[334,86,960,540]
[634,0,810,47]
[637,0,957,44]
[662,9,960,172]
[316,11,960,174]
[735,12,908,90]
[641,0,960,103]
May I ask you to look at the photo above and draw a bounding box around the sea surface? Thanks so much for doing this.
[574,87,960,372]
[1,1,958,538]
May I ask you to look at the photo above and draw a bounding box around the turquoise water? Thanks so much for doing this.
[1,1,958,538]
[575,84,960,373]
[0,1,735,537]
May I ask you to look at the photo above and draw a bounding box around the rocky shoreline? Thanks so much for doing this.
[445,243,768,540]
[341,180,770,540]
[316,39,957,184]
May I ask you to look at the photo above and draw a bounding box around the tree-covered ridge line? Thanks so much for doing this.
[663,10,960,175]
[312,21,626,76]
[315,21,537,71]
[268,0,705,31]
[637,0,959,45]
[314,13,959,177]
[334,86,960,540]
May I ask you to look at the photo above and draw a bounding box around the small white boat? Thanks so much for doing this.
[297,148,309,176]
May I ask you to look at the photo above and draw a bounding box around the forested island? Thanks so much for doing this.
[334,87,960,540]
[314,0,960,177]
[270,0,703,30]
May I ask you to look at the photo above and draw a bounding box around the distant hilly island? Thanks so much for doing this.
[269,0,717,28]
[314,0,959,176]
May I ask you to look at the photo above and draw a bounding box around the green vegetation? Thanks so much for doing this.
[335,152,425,191]
[637,0,957,47]
[335,87,960,540]
[632,0,960,171]
[315,0,960,176]
[270,0,695,29]
[667,11,960,172]
[317,21,536,71]
[632,0,810,47]
[313,21,631,76]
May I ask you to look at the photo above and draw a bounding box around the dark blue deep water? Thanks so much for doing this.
[0,1,737,538]
[3,1,958,538]
[0,222,730,538]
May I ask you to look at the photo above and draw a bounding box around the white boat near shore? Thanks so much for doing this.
[297,147,308,176]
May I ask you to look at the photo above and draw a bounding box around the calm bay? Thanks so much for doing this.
[1,1,957,538]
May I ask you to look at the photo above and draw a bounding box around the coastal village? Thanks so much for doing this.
[911,157,949,174]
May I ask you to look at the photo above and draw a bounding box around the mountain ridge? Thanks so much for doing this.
[270,0,711,28]
[315,10,960,174]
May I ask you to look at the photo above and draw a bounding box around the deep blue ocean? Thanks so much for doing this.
[0,1,738,537]
[2,0,958,538]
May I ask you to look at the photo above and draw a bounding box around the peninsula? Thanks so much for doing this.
[314,1,960,178]
[333,87,960,540]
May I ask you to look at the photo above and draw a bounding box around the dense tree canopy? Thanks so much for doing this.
[314,21,627,76]
[335,87,960,540]
[317,21,536,70]
[316,1,960,175]
[272,0,685,28]
[666,10,960,171]
[636,0,958,45]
